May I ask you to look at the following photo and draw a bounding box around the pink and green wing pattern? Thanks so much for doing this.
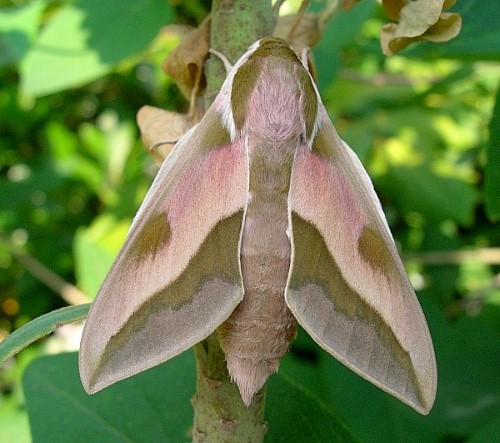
[79,108,248,394]
[287,107,437,414]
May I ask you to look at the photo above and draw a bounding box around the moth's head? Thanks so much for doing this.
[227,36,320,146]
[256,37,319,143]
[251,37,299,65]
[255,37,292,50]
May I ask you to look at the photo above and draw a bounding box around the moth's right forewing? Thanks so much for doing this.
[79,108,248,394]
[287,111,437,414]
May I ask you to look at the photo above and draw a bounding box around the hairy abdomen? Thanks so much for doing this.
[219,135,297,405]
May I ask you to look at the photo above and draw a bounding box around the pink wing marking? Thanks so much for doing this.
[96,140,248,331]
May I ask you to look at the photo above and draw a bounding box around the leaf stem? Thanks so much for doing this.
[0,304,90,365]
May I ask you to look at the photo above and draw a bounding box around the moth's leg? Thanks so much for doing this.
[209,48,233,74]
[300,47,311,70]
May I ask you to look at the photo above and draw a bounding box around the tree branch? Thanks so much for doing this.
[192,1,274,442]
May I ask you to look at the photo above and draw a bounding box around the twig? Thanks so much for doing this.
[286,0,310,41]
[1,234,90,306]
[404,247,500,265]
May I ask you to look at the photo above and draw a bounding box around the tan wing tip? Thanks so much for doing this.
[404,392,435,415]
[401,390,435,415]
[79,348,138,395]
[226,355,279,406]
[419,398,435,416]
[370,360,437,415]
[385,361,437,415]
[78,371,95,395]
[78,362,101,395]
[78,348,113,396]
[78,348,94,395]
[79,364,121,396]
[413,377,437,415]
[409,349,438,415]
[80,378,97,395]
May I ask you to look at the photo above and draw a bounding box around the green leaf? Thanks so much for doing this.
[0,0,46,66]
[74,215,129,298]
[24,352,194,443]
[23,349,359,442]
[0,305,90,365]
[20,0,173,96]
[427,313,500,436]
[468,415,500,443]
[314,0,377,90]
[266,368,358,442]
[44,121,103,192]
[484,85,500,220]
[0,400,31,443]
[378,164,479,226]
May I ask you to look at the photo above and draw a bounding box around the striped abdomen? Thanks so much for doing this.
[219,136,298,405]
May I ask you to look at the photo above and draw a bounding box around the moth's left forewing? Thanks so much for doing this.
[286,108,437,414]
[79,106,248,394]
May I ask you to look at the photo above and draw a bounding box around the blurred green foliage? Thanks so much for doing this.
[0,0,499,441]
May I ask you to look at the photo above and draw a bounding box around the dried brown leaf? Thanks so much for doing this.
[162,18,210,100]
[380,0,462,56]
[273,13,321,54]
[424,12,462,42]
[136,106,194,165]
[382,0,405,21]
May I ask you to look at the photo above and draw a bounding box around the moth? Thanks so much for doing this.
[79,37,437,414]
